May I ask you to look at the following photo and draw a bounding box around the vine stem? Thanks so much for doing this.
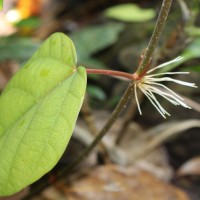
[136,0,173,77]
[23,0,173,198]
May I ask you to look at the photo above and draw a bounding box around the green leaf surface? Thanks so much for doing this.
[0,36,39,62]
[182,66,200,73]
[0,33,87,196]
[87,85,106,101]
[185,26,200,37]
[16,17,41,29]
[159,39,200,73]
[104,4,155,22]
[181,38,200,60]
[70,22,125,68]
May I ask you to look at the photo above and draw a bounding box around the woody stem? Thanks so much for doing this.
[135,0,173,77]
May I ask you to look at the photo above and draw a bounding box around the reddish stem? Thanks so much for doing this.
[86,68,139,81]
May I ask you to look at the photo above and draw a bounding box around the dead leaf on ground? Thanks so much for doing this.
[38,165,190,200]
[177,156,200,177]
[74,112,173,181]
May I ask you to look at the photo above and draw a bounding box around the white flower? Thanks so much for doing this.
[134,56,198,118]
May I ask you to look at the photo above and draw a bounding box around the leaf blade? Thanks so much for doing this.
[104,4,155,22]
[70,22,124,68]
[0,33,86,196]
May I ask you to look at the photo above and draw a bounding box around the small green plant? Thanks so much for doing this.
[0,0,198,197]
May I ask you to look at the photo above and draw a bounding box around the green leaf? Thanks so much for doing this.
[0,33,87,196]
[104,4,156,22]
[87,85,106,101]
[185,26,200,37]
[0,36,39,62]
[15,17,41,29]
[70,22,125,68]
[0,0,3,10]
[159,39,200,73]
[181,38,200,60]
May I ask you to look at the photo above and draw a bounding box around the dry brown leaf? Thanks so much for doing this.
[177,156,200,177]
[40,165,190,200]
[74,113,174,180]
[127,119,200,160]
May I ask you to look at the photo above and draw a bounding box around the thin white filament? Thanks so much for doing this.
[146,77,197,88]
[144,84,190,108]
[134,83,142,115]
[146,71,189,77]
[147,89,170,116]
[143,84,180,105]
[147,56,183,74]
[143,80,185,100]
[134,56,197,118]
[139,85,169,118]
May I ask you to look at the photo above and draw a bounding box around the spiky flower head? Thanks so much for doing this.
[134,56,197,118]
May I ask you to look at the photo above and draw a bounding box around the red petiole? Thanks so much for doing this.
[86,68,139,81]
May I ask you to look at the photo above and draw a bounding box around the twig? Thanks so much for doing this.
[135,0,173,77]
